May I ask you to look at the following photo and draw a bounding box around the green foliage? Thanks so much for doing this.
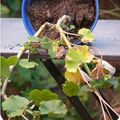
[0,56,10,79]
[90,77,119,89]
[90,79,112,89]
[40,37,59,59]
[19,59,38,69]
[70,25,76,30]
[6,56,18,66]
[11,60,57,89]
[65,46,94,72]
[78,28,92,36]
[41,107,81,120]
[25,37,59,58]
[39,100,67,116]
[30,89,58,104]
[24,42,39,54]
[8,0,21,12]
[1,13,120,120]
[0,4,10,17]
[0,56,18,79]
[2,95,30,118]
[1,0,21,17]
[63,81,79,97]
[61,23,75,31]
[78,28,94,43]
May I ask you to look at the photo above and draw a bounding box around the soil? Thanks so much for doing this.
[28,0,95,32]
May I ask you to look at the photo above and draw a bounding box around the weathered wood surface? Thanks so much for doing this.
[1,18,120,62]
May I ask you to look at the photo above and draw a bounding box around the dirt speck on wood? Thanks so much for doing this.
[28,0,95,31]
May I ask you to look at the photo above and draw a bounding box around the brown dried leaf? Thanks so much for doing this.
[92,62,105,80]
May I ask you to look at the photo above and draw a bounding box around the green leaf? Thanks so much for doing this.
[77,85,93,102]
[30,89,58,104]
[78,28,94,43]
[63,81,79,97]
[6,56,18,66]
[105,76,119,89]
[40,37,52,50]
[2,95,30,118]
[70,25,75,30]
[8,0,21,12]
[24,42,39,54]
[19,59,38,69]
[40,38,59,59]
[28,36,41,42]
[0,4,10,17]
[81,34,94,43]
[79,84,93,92]
[90,79,112,89]
[0,56,10,78]
[48,41,59,59]
[66,46,94,72]
[39,100,67,116]
[78,28,91,36]
[59,39,66,46]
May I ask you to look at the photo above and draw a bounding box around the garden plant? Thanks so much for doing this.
[1,14,120,120]
[1,0,120,120]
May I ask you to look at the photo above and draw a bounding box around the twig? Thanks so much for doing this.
[99,98,107,120]
[1,79,8,100]
[21,114,29,120]
[56,15,72,49]
[34,22,55,37]
[63,30,80,37]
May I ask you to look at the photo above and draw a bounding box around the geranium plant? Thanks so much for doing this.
[1,15,120,120]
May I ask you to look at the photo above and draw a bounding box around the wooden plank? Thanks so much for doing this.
[1,18,120,61]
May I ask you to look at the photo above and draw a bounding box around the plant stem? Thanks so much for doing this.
[34,22,55,37]
[83,63,91,76]
[1,47,26,100]
[56,15,72,49]
[21,114,29,120]
[26,109,33,116]
[1,79,8,100]
[63,30,80,37]
[99,97,107,120]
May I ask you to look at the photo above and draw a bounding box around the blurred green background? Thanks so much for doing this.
[1,0,120,19]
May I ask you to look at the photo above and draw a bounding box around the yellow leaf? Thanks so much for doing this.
[65,70,84,85]
[65,45,94,73]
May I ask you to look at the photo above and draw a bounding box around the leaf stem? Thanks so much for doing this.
[63,30,80,37]
[98,94,107,120]
[83,63,91,77]
[34,22,55,37]
[21,114,29,120]
[26,109,33,116]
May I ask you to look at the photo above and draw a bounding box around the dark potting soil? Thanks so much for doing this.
[28,0,95,37]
